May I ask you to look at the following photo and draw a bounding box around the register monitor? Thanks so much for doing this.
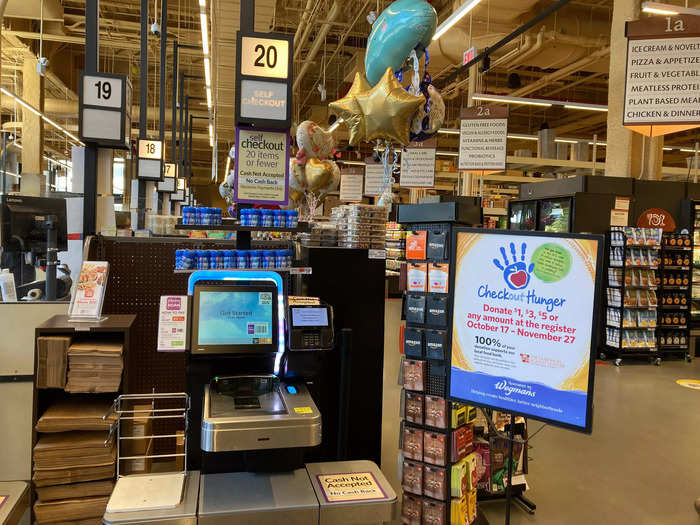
[191,282,279,355]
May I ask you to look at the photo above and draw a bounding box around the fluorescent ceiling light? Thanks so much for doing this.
[642,1,679,15]
[507,133,539,141]
[563,103,608,112]
[42,115,82,144]
[1,87,40,115]
[438,128,460,135]
[338,160,366,166]
[328,118,344,132]
[198,0,205,5]
[200,13,209,56]
[206,87,212,109]
[204,58,211,87]
[680,148,699,153]
[209,123,214,147]
[554,138,579,144]
[472,93,552,107]
[225,155,231,175]
[433,0,482,41]
[436,151,459,157]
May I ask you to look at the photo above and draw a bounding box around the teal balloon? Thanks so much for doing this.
[364,0,437,86]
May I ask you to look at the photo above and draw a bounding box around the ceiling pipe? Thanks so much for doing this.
[506,27,548,68]
[294,0,322,61]
[294,0,316,50]
[510,46,610,97]
[293,0,342,92]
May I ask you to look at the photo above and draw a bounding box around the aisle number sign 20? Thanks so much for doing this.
[240,36,289,79]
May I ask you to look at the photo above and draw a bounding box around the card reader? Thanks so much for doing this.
[288,304,334,350]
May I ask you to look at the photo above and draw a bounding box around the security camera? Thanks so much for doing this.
[36,57,49,77]
[367,11,377,25]
[150,22,161,36]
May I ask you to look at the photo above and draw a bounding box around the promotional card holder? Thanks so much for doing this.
[68,261,110,323]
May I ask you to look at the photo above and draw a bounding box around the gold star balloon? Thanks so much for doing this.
[354,67,425,145]
[328,72,371,146]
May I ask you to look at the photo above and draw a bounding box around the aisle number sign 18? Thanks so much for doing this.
[79,71,132,149]
[138,140,163,160]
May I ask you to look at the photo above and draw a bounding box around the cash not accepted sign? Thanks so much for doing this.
[235,31,294,129]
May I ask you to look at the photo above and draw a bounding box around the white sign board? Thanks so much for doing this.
[450,231,602,432]
[316,472,387,503]
[458,106,508,171]
[164,162,177,178]
[157,296,188,352]
[138,158,162,181]
[83,74,123,108]
[139,139,163,160]
[399,146,436,188]
[240,36,290,79]
[624,36,700,125]
[340,173,364,202]
[158,177,176,193]
[364,162,385,196]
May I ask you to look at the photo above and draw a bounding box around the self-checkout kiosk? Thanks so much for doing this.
[105,269,396,524]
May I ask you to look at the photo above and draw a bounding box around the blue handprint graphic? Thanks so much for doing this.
[493,242,534,290]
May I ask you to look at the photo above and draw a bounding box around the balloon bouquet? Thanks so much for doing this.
[329,0,444,209]
[288,120,340,219]
[219,147,237,217]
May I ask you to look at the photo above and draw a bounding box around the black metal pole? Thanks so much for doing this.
[188,114,193,197]
[1,132,6,194]
[171,41,178,169]
[337,328,352,460]
[44,216,57,301]
[437,0,574,88]
[83,0,99,239]
[505,412,516,525]
[137,0,148,229]
[159,1,167,144]
[178,71,184,183]
[184,96,189,185]
[241,0,255,31]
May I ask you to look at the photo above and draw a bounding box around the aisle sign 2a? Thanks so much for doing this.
[79,72,132,149]
[235,31,293,129]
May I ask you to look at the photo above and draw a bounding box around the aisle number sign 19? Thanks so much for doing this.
[79,71,132,149]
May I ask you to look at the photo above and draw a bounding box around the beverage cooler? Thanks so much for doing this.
[507,197,573,233]
[690,202,700,325]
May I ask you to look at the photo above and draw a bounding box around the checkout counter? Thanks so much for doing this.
[103,270,396,524]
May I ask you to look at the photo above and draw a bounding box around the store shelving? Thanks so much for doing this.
[175,219,310,233]
[657,232,693,361]
[603,227,662,366]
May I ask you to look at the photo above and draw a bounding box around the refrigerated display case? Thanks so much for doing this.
[692,204,700,324]
[538,198,572,233]
[508,201,536,231]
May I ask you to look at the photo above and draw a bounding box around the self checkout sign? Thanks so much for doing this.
[79,72,132,148]
[138,139,163,181]
[235,31,293,129]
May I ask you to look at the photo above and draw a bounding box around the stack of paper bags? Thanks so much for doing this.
[33,431,116,487]
[34,496,109,524]
[37,336,72,389]
[65,340,124,393]
[36,398,115,433]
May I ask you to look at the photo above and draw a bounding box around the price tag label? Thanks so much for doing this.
[82,75,123,108]
[368,249,387,260]
[139,140,163,160]
[164,163,177,178]
[289,267,313,275]
[240,36,290,79]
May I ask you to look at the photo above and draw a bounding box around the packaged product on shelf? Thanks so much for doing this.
[428,263,450,294]
[423,465,447,500]
[423,431,447,466]
[427,230,448,260]
[450,496,467,525]
[406,231,427,260]
[608,267,622,286]
[407,263,428,292]
[451,424,474,463]
[630,269,639,286]
[405,391,424,425]
[464,452,479,492]
[649,289,658,306]
[624,289,635,306]
[489,436,525,493]
[402,359,425,392]
[401,493,422,525]
[422,499,446,525]
[404,327,424,359]
[450,404,468,429]
[638,290,649,307]
[405,294,426,324]
[425,329,447,360]
[467,489,478,524]
[426,295,448,326]
[402,459,423,495]
[473,439,491,491]
[450,458,468,498]
[424,395,447,429]
[623,309,635,327]
[403,426,424,461]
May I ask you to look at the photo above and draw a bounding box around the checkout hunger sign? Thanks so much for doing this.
[449,230,603,432]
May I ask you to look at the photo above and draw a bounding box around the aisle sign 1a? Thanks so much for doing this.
[235,31,293,129]
[79,72,132,149]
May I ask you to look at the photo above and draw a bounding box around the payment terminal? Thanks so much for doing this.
[288,304,334,350]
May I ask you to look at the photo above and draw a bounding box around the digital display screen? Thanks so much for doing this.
[291,307,329,327]
[197,291,273,346]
